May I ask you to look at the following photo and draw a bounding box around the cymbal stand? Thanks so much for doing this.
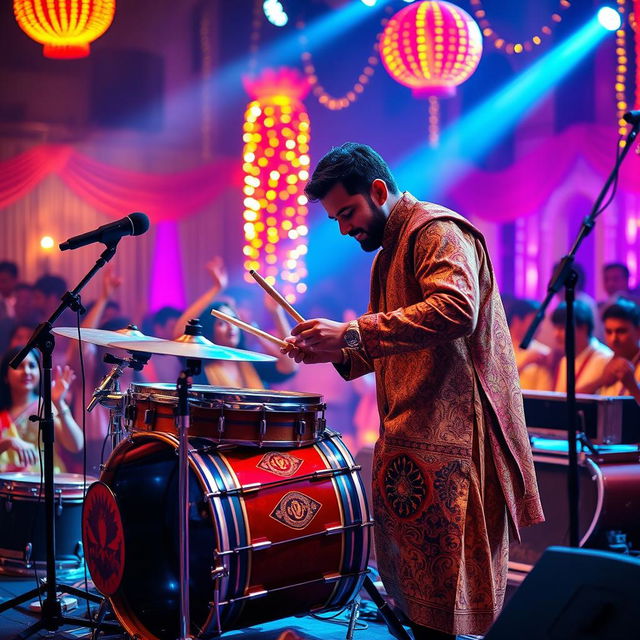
[176,357,201,640]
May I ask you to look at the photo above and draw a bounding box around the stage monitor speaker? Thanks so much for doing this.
[90,48,164,131]
[485,546,640,640]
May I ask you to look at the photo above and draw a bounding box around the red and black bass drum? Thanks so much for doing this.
[82,429,371,639]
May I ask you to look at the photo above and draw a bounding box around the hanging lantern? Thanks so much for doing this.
[380,1,482,145]
[241,68,311,303]
[14,0,116,59]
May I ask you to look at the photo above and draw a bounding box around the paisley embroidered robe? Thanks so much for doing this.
[341,193,544,635]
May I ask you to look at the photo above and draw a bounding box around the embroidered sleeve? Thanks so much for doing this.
[359,220,480,358]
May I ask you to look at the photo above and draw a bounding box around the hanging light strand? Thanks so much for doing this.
[297,7,393,111]
[469,0,572,55]
[615,0,629,142]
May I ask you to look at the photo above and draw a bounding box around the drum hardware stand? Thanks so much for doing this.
[176,356,202,640]
[345,595,361,640]
[87,349,151,451]
[362,576,411,640]
[1,244,123,638]
[521,114,639,547]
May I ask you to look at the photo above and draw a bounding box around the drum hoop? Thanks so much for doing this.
[0,474,96,500]
[129,383,323,406]
[130,390,325,414]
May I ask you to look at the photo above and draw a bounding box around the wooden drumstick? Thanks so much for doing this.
[249,269,306,323]
[210,308,289,348]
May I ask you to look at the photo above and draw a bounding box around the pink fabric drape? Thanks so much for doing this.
[0,144,241,222]
[449,124,640,222]
[1,125,637,225]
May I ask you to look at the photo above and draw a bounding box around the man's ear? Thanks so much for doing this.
[370,179,388,206]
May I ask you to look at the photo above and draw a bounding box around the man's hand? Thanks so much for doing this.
[281,338,344,364]
[289,318,349,351]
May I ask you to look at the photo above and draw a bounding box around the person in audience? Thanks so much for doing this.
[595,299,640,404]
[8,323,37,349]
[0,346,83,473]
[0,261,18,319]
[505,298,554,390]
[551,300,612,393]
[141,306,184,382]
[32,274,68,321]
[175,257,297,388]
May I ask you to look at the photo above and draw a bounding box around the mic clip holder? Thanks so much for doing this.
[61,291,86,316]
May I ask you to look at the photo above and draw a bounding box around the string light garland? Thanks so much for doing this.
[297,10,392,111]
[468,0,572,55]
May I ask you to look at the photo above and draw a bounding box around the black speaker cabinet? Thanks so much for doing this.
[486,546,640,640]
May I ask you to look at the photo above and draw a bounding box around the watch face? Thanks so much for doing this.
[345,329,361,348]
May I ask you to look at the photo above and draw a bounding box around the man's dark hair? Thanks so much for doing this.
[603,262,630,279]
[602,297,640,327]
[34,274,67,298]
[305,142,400,202]
[551,300,594,336]
[504,298,540,325]
[153,306,182,327]
[0,261,18,278]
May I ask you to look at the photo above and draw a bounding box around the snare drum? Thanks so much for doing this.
[83,430,371,639]
[0,472,97,578]
[125,383,327,447]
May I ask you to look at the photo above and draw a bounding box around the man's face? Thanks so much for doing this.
[322,182,387,252]
[603,267,629,296]
[604,317,640,360]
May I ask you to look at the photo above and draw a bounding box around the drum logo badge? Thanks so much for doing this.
[82,482,125,596]
[270,490,321,530]
[257,451,303,478]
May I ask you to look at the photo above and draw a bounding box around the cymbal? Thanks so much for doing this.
[111,337,276,362]
[52,326,153,347]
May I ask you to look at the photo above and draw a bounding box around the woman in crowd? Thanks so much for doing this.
[0,346,83,472]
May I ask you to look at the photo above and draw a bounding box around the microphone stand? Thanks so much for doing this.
[520,120,639,547]
[0,244,122,638]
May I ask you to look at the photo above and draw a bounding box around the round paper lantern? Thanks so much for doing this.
[380,0,483,98]
[14,0,116,59]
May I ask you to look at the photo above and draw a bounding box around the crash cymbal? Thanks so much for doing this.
[52,326,153,347]
[112,336,276,362]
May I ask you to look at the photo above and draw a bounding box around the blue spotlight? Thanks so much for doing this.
[597,7,621,31]
[264,0,288,27]
[395,12,617,200]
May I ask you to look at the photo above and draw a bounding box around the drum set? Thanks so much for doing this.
[0,320,374,640]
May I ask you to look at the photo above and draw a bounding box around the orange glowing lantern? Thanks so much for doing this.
[242,68,311,303]
[14,0,115,59]
[380,0,482,145]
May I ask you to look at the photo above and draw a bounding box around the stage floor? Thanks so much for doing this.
[0,573,442,640]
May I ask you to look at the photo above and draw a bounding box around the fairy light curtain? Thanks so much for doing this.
[241,68,311,303]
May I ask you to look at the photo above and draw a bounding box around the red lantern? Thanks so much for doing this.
[14,0,116,59]
[380,0,482,98]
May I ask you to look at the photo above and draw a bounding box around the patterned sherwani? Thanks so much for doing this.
[340,193,544,635]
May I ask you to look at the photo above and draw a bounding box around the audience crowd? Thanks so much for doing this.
[1,258,639,477]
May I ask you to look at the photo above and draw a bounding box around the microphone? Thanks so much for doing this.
[623,110,640,125]
[59,212,149,251]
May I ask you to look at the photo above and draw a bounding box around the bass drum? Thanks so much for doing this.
[83,430,371,640]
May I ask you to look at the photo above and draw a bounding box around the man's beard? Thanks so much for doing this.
[356,200,387,252]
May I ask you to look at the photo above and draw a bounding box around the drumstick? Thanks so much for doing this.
[249,269,305,323]
[210,308,289,348]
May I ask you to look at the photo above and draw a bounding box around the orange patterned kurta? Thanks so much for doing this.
[340,193,544,635]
